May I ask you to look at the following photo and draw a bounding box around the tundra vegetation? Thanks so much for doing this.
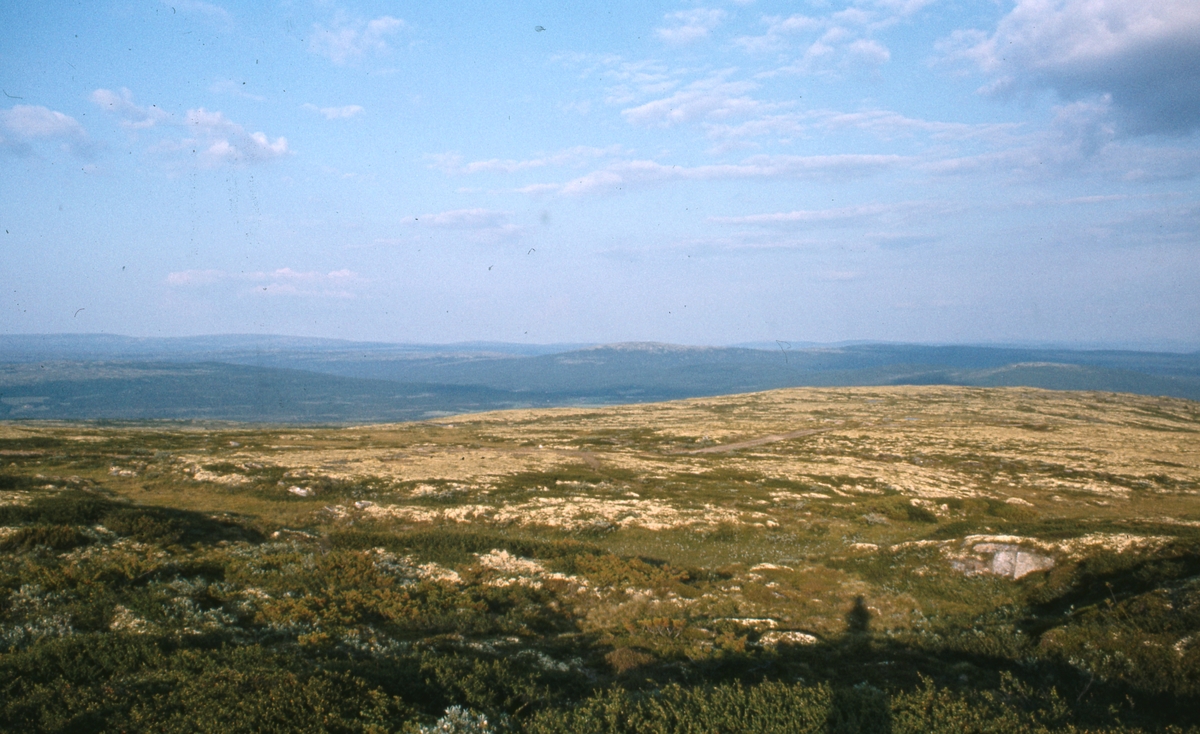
[0,385,1198,732]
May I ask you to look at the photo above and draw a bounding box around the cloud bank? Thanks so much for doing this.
[947,0,1200,134]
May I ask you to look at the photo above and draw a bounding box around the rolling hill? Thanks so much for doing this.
[2,335,1198,422]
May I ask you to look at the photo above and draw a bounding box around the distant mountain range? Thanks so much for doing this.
[2,334,1198,423]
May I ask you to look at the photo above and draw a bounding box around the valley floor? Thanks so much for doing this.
[1,386,1198,732]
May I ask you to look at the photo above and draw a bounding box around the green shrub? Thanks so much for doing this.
[0,524,92,552]
[99,506,261,546]
[126,666,407,733]
[904,505,939,524]
[827,684,891,734]
[890,675,1071,734]
[329,529,600,567]
[524,681,834,734]
[0,473,40,492]
[0,491,114,526]
[101,508,186,545]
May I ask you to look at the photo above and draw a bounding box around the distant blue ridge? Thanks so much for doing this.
[2,334,1198,422]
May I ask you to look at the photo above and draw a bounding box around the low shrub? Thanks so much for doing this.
[0,491,114,526]
[524,681,834,734]
[329,529,601,567]
[0,524,92,552]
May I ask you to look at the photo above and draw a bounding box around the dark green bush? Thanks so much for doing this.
[100,506,261,546]
[905,505,939,524]
[0,524,92,552]
[126,666,407,733]
[101,508,186,545]
[524,681,834,734]
[0,473,40,492]
[984,499,1036,522]
[329,528,601,567]
[0,491,114,526]
[0,491,260,547]
[0,640,410,733]
[881,502,939,524]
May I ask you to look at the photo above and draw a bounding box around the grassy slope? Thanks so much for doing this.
[1,385,1198,732]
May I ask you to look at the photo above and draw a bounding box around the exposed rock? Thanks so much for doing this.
[759,630,819,646]
[953,542,1054,579]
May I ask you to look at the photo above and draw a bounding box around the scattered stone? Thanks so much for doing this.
[719,617,779,629]
[191,467,249,485]
[108,605,150,634]
[288,486,313,497]
[953,542,1054,579]
[759,630,819,646]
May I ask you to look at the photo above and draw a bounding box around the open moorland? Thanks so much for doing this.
[2,386,1199,732]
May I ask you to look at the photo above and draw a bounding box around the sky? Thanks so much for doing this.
[2,0,1199,349]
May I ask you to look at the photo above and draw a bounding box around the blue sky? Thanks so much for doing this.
[2,0,1199,348]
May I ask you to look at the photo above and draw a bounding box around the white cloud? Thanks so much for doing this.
[210,79,266,101]
[703,112,808,141]
[622,74,771,127]
[847,39,890,65]
[704,107,1021,144]
[92,89,289,167]
[303,103,365,120]
[1047,96,1117,159]
[735,9,895,75]
[166,268,361,297]
[551,54,678,107]
[90,88,170,129]
[710,203,899,225]
[733,14,821,53]
[398,208,524,241]
[165,0,232,25]
[656,8,726,45]
[944,0,1200,134]
[309,15,405,65]
[919,98,1200,182]
[787,30,892,75]
[0,104,95,157]
[602,59,678,106]
[182,108,289,166]
[520,153,907,196]
[561,100,592,116]
[867,0,940,15]
[831,8,873,27]
[429,145,627,174]
[164,269,226,285]
[812,108,1016,141]
[1,105,86,139]
[409,208,510,228]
